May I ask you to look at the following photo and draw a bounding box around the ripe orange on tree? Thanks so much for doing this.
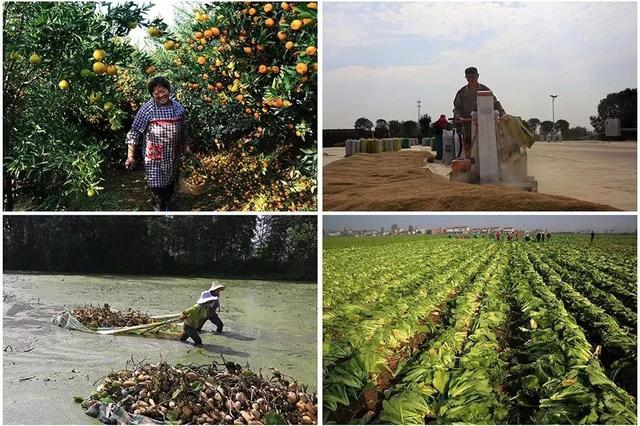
[290,20,302,30]
[277,31,287,41]
[280,2,290,11]
[296,63,308,74]
[58,79,70,90]
[92,49,106,61]
[285,41,294,50]
[265,18,275,27]
[258,64,268,74]
[306,46,316,56]
[197,56,206,65]
[93,62,107,74]
[263,3,273,13]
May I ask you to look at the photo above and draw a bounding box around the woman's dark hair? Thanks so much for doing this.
[148,76,171,94]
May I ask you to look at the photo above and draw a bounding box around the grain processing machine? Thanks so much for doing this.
[449,90,538,191]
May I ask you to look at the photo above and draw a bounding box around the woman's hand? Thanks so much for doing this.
[125,157,135,169]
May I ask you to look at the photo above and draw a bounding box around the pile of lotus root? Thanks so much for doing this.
[72,304,153,329]
[82,359,317,424]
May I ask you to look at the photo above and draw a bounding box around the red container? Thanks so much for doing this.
[451,159,471,172]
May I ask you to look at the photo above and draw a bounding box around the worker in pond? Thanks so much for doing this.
[178,290,218,346]
[453,67,506,157]
[196,281,225,334]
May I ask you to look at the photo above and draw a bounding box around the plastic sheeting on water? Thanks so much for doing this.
[85,400,163,425]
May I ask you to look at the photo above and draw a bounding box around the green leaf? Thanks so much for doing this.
[433,369,449,394]
[165,410,179,422]
[263,412,286,425]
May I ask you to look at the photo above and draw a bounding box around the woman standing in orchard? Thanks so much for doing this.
[124,76,188,211]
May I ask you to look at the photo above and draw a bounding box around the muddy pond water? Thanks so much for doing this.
[3,273,317,425]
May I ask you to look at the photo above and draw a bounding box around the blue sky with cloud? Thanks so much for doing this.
[324,2,637,130]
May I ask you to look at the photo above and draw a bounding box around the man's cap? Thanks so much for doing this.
[465,67,478,76]
[209,281,226,292]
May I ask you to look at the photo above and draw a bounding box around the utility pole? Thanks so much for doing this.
[416,100,421,140]
[550,94,558,137]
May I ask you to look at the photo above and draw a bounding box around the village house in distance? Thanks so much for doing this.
[325,225,531,238]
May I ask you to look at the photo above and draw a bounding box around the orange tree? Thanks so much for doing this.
[3,1,157,209]
[148,1,318,211]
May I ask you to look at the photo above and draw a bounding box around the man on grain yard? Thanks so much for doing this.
[453,67,506,153]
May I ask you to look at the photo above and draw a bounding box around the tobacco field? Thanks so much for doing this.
[323,235,637,424]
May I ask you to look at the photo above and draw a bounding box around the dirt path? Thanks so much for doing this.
[323,141,635,210]
[72,166,230,211]
[323,151,617,211]
[3,274,317,425]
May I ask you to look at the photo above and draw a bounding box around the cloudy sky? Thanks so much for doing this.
[323,1,637,130]
[324,215,637,233]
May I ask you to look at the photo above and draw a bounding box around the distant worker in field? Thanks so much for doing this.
[590,231,595,244]
[547,231,551,240]
[196,281,225,334]
[434,114,449,160]
[124,76,188,211]
[179,290,217,346]
[453,67,506,154]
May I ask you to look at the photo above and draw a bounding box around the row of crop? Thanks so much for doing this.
[324,245,494,362]
[323,245,498,419]
[544,248,637,310]
[435,257,510,424]
[526,249,637,394]
[377,250,507,424]
[506,244,636,424]
[551,236,637,284]
[324,239,485,312]
[323,239,459,310]
[323,249,458,339]
[532,245,636,329]
[546,239,637,298]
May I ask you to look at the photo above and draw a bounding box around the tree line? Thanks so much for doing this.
[354,115,434,139]
[3,216,316,281]
[352,88,636,140]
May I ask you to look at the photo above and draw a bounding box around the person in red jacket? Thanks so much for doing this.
[435,114,448,160]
